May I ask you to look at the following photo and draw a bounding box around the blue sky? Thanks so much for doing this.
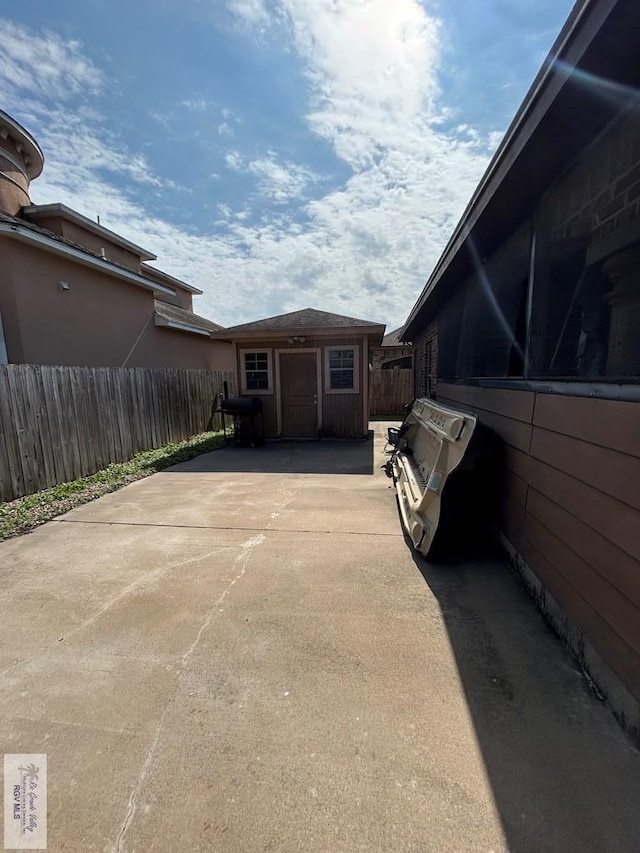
[0,0,574,329]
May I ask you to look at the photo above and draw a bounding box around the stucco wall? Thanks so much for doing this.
[0,239,233,371]
[132,327,234,371]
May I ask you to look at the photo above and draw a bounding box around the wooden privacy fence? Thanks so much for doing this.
[369,368,414,416]
[0,364,235,502]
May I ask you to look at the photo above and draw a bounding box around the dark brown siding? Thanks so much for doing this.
[438,382,640,704]
[234,335,368,439]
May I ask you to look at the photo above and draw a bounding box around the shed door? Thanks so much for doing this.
[279,352,318,437]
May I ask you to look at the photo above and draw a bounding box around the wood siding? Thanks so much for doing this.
[438,382,640,704]
[234,336,368,439]
[0,364,235,502]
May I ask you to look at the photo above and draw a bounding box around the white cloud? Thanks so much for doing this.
[249,154,319,202]
[224,150,245,171]
[182,97,210,112]
[1,6,502,330]
[0,18,103,101]
[227,0,270,27]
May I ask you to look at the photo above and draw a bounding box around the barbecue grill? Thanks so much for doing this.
[220,396,265,446]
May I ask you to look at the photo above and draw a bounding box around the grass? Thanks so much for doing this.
[0,430,226,542]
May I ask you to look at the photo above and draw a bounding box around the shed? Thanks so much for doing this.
[219,308,385,439]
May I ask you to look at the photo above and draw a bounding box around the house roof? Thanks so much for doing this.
[223,307,385,335]
[141,264,203,295]
[23,203,157,261]
[153,299,226,336]
[0,210,176,296]
[381,327,412,347]
[402,0,639,338]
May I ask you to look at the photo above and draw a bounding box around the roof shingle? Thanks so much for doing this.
[225,307,384,333]
[154,299,226,335]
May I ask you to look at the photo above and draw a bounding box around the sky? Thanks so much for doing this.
[0,0,575,330]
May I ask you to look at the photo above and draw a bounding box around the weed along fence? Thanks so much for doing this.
[369,368,414,417]
[0,365,235,502]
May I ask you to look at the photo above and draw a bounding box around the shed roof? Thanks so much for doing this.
[223,307,385,336]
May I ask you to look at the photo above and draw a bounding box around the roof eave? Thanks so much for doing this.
[402,0,624,339]
[141,263,203,294]
[154,315,212,337]
[22,203,157,261]
[219,324,385,341]
[0,221,175,296]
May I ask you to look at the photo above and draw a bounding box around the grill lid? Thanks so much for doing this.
[221,396,263,414]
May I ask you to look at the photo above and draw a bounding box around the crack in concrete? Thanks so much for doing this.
[0,548,232,678]
[113,523,271,852]
[55,518,402,537]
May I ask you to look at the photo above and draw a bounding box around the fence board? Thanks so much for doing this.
[0,365,235,502]
[369,368,414,416]
[0,367,21,500]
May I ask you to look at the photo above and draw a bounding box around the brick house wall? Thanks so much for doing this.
[370,345,413,369]
[541,111,640,245]
[422,105,640,741]
[412,318,438,399]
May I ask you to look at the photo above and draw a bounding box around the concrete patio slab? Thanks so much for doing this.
[1,425,639,852]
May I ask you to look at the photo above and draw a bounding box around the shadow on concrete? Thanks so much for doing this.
[168,433,375,476]
[409,541,640,852]
[391,417,640,849]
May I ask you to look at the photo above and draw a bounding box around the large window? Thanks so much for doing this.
[326,347,359,393]
[242,350,272,393]
[528,233,631,381]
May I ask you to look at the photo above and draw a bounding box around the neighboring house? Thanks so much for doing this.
[370,327,413,370]
[219,308,385,439]
[402,0,640,736]
[0,109,232,371]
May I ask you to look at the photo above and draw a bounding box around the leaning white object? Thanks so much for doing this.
[391,398,477,557]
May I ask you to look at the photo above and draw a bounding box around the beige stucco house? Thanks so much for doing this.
[0,109,232,371]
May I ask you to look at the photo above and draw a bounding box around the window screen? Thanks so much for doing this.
[328,349,355,389]
[244,352,269,390]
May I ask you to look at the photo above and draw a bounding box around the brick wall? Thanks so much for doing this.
[370,345,413,369]
[412,318,438,399]
[541,112,640,244]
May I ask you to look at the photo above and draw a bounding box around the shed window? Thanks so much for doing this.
[326,347,359,393]
[243,351,270,391]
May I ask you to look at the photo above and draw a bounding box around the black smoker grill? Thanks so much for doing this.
[220,396,265,446]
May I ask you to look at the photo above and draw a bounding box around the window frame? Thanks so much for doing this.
[240,348,273,395]
[324,345,360,394]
